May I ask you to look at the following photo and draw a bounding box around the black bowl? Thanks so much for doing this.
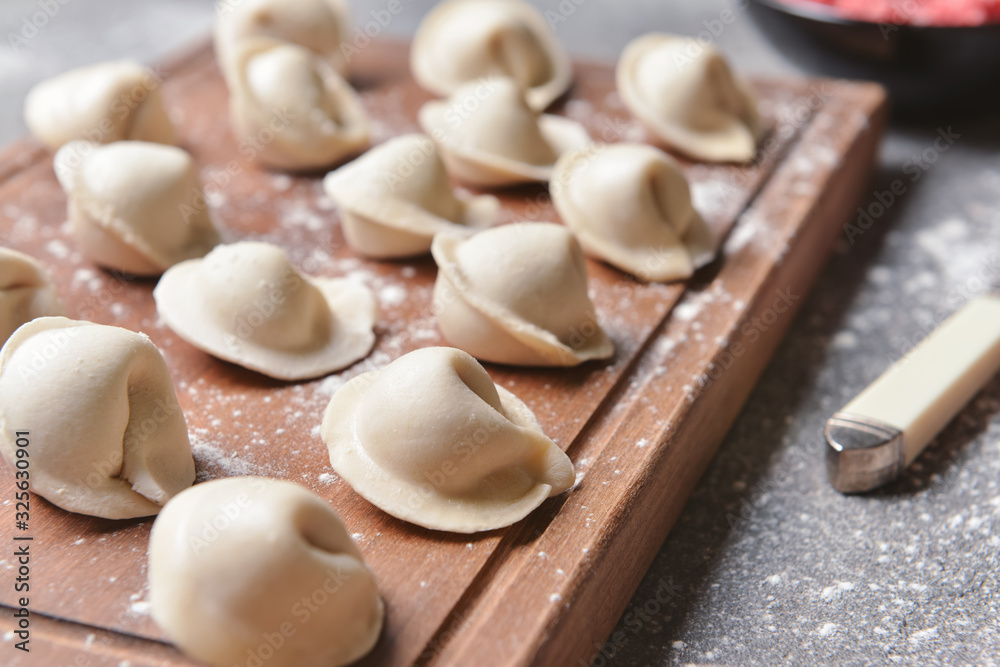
[748,0,1000,117]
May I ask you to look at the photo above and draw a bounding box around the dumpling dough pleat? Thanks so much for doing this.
[431,222,614,366]
[552,142,717,282]
[149,477,383,667]
[617,34,761,163]
[411,0,572,111]
[154,241,377,381]
[0,248,65,344]
[323,133,499,258]
[0,317,195,519]
[24,60,176,151]
[322,346,576,532]
[214,0,352,82]
[227,38,370,170]
[419,77,590,187]
[54,140,221,276]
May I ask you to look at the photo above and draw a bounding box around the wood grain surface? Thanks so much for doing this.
[0,39,886,666]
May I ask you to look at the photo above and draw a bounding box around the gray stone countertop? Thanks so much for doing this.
[2,1,998,665]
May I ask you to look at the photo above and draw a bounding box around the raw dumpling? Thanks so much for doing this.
[24,60,176,151]
[227,38,369,170]
[431,222,613,366]
[323,133,499,258]
[214,0,352,82]
[411,0,572,111]
[54,140,221,276]
[149,477,383,667]
[551,143,716,282]
[616,34,760,163]
[322,346,575,532]
[0,248,65,344]
[0,317,195,519]
[419,77,590,187]
[154,241,376,380]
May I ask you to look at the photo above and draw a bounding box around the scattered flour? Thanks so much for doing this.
[379,284,407,308]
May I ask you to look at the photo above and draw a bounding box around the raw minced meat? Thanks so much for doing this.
[790,0,1000,26]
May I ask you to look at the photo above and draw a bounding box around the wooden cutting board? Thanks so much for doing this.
[0,39,885,667]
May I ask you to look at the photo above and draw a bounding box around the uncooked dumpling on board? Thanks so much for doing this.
[322,346,576,532]
[323,133,499,258]
[0,318,195,519]
[24,60,176,151]
[616,34,761,163]
[551,143,717,282]
[0,248,65,344]
[54,140,221,276]
[154,241,377,381]
[149,477,383,667]
[411,0,573,111]
[214,0,352,82]
[226,38,370,170]
[419,77,590,187]
[431,222,614,366]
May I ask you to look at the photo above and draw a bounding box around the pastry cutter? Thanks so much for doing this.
[826,291,1000,493]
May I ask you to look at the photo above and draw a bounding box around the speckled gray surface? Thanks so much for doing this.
[2,2,998,666]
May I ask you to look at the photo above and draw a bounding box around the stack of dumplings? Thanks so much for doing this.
[215,0,369,169]
[214,0,353,81]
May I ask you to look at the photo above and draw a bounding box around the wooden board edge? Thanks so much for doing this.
[528,81,889,667]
